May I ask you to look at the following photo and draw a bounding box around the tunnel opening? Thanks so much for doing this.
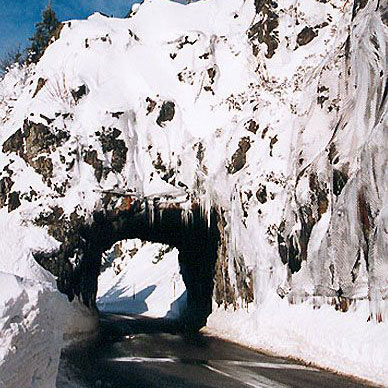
[96,238,186,319]
[74,201,220,331]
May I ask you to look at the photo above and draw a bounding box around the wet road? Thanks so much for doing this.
[58,314,373,388]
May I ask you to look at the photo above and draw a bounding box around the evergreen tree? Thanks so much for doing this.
[0,46,25,74]
[29,3,60,63]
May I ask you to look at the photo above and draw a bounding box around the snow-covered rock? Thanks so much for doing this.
[0,0,387,386]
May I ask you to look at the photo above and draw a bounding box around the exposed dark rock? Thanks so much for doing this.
[128,29,140,41]
[100,34,112,44]
[248,0,279,58]
[196,142,205,164]
[40,114,55,125]
[8,191,21,212]
[234,257,254,305]
[269,135,278,156]
[328,142,339,164]
[227,137,251,174]
[246,120,259,134]
[277,172,329,274]
[177,35,198,49]
[0,177,14,208]
[71,84,88,103]
[351,251,362,283]
[34,208,87,302]
[146,97,157,115]
[199,52,210,59]
[156,101,175,127]
[296,27,318,47]
[84,149,103,182]
[98,127,128,174]
[357,189,373,269]
[204,67,217,94]
[214,212,237,309]
[333,168,348,196]
[207,67,216,82]
[352,0,369,20]
[24,121,55,154]
[380,2,388,25]
[111,111,124,119]
[278,232,300,273]
[33,156,54,181]
[32,78,47,98]
[309,172,329,219]
[317,85,329,107]
[2,129,24,154]
[34,206,66,241]
[298,205,315,267]
[21,188,38,203]
[261,126,269,139]
[3,120,69,162]
[152,153,175,183]
[2,120,69,182]
[256,184,267,204]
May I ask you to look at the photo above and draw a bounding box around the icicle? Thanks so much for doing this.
[181,207,188,225]
[148,199,154,226]
[180,197,193,225]
[206,194,211,229]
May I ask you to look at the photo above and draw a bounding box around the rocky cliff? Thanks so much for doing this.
[0,0,386,326]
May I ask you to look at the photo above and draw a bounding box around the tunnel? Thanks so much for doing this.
[59,198,220,331]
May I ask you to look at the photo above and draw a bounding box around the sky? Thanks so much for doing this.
[0,0,140,58]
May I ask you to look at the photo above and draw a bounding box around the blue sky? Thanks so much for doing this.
[0,0,140,58]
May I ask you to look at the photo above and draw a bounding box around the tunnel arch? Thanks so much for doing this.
[36,195,220,330]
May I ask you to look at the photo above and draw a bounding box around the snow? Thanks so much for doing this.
[97,239,186,318]
[0,272,66,388]
[207,295,388,387]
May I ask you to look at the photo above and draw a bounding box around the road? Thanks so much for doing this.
[57,313,373,388]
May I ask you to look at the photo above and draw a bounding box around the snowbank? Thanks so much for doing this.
[0,212,97,387]
[207,296,388,387]
[0,272,66,388]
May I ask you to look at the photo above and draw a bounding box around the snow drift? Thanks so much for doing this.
[0,0,387,386]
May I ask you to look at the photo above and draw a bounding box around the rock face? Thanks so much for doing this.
[0,0,386,325]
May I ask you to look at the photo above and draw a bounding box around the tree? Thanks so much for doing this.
[0,46,25,74]
[28,3,60,63]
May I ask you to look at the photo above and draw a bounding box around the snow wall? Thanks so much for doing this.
[0,0,387,386]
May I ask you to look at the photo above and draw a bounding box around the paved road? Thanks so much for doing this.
[58,313,374,388]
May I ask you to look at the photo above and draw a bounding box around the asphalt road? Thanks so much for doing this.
[57,313,374,388]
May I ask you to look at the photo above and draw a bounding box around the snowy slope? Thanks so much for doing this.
[0,0,387,386]
[97,239,186,317]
